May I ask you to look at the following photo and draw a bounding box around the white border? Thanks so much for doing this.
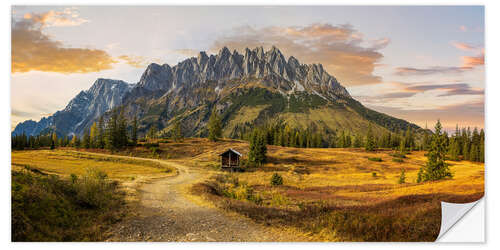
[2,0,497,249]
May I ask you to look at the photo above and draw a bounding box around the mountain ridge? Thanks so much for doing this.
[12,46,420,139]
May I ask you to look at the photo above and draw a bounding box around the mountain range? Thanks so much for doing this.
[12,46,421,138]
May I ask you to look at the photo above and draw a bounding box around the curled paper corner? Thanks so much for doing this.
[436,198,483,241]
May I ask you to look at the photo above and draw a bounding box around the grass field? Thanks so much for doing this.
[11,138,484,241]
[11,150,175,181]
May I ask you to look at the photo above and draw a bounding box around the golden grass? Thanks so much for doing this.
[11,150,175,181]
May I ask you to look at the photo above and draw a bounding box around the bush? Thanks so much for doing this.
[143,143,159,149]
[11,169,124,241]
[398,169,406,184]
[368,157,382,162]
[270,173,283,186]
[390,153,406,158]
[392,158,404,163]
[74,167,116,209]
[372,172,377,177]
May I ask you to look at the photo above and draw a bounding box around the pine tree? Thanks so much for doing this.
[248,129,267,166]
[353,134,363,148]
[449,139,460,161]
[365,124,375,151]
[117,111,128,148]
[97,117,105,149]
[419,120,452,182]
[83,128,91,149]
[131,116,138,146]
[105,110,119,149]
[337,131,345,148]
[208,108,222,142]
[479,129,485,163]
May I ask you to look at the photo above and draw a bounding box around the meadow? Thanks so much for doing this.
[11,139,484,241]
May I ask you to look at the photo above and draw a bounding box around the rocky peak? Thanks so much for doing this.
[135,46,351,100]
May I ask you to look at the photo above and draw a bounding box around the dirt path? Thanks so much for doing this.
[92,153,298,242]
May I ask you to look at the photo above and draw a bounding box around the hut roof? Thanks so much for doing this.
[219,148,242,156]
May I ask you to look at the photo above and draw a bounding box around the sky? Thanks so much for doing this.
[11,6,485,132]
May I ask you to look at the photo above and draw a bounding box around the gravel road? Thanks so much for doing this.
[103,156,299,242]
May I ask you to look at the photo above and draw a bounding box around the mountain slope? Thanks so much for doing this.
[12,46,421,139]
[12,79,134,137]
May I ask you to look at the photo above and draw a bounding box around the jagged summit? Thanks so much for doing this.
[136,46,350,100]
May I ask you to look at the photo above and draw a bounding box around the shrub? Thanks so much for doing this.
[372,172,377,177]
[390,153,406,158]
[11,169,124,241]
[270,173,283,186]
[392,158,404,163]
[368,157,382,162]
[398,169,406,184]
[74,167,115,209]
[143,143,159,149]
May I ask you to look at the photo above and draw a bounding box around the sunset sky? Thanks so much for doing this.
[11,6,485,132]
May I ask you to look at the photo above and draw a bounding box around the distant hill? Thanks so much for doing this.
[12,46,421,138]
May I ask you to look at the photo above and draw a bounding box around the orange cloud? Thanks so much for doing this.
[451,41,477,51]
[118,55,148,68]
[23,8,89,27]
[462,50,485,68]
[210,23,388,86]
[12,14,116,74]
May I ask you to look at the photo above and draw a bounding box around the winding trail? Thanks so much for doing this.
[95,153,298,242]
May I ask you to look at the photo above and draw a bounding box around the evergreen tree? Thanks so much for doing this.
[131,116,138,146]
[479,129,485,163]
[353,134,363,148]
[83,128,91,149]
[97,117,105,149]
[337,131,345,148]
[449,139,461,161]
[208,108,222,142]
[419,120,452,182]
[365,124,375,151]
[248,129,267,165]
[117,111,128,148]
[105,110,119,149]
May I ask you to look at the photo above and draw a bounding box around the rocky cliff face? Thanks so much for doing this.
[12,79,134,137]
[134,46,350,100]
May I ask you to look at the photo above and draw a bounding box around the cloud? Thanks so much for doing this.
[12,13,117,74]
[175,49,201,57]
[451,41,477,51]
[394,66,470,76]
[367,100,484,131]
[23,8,89,27]
[210,23,388,86]
[395,41,484,76]
[356,82,483,101]
[462,50,485,68]
[118,55,148,68]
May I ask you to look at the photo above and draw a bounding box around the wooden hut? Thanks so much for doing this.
[219,148,242,170]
